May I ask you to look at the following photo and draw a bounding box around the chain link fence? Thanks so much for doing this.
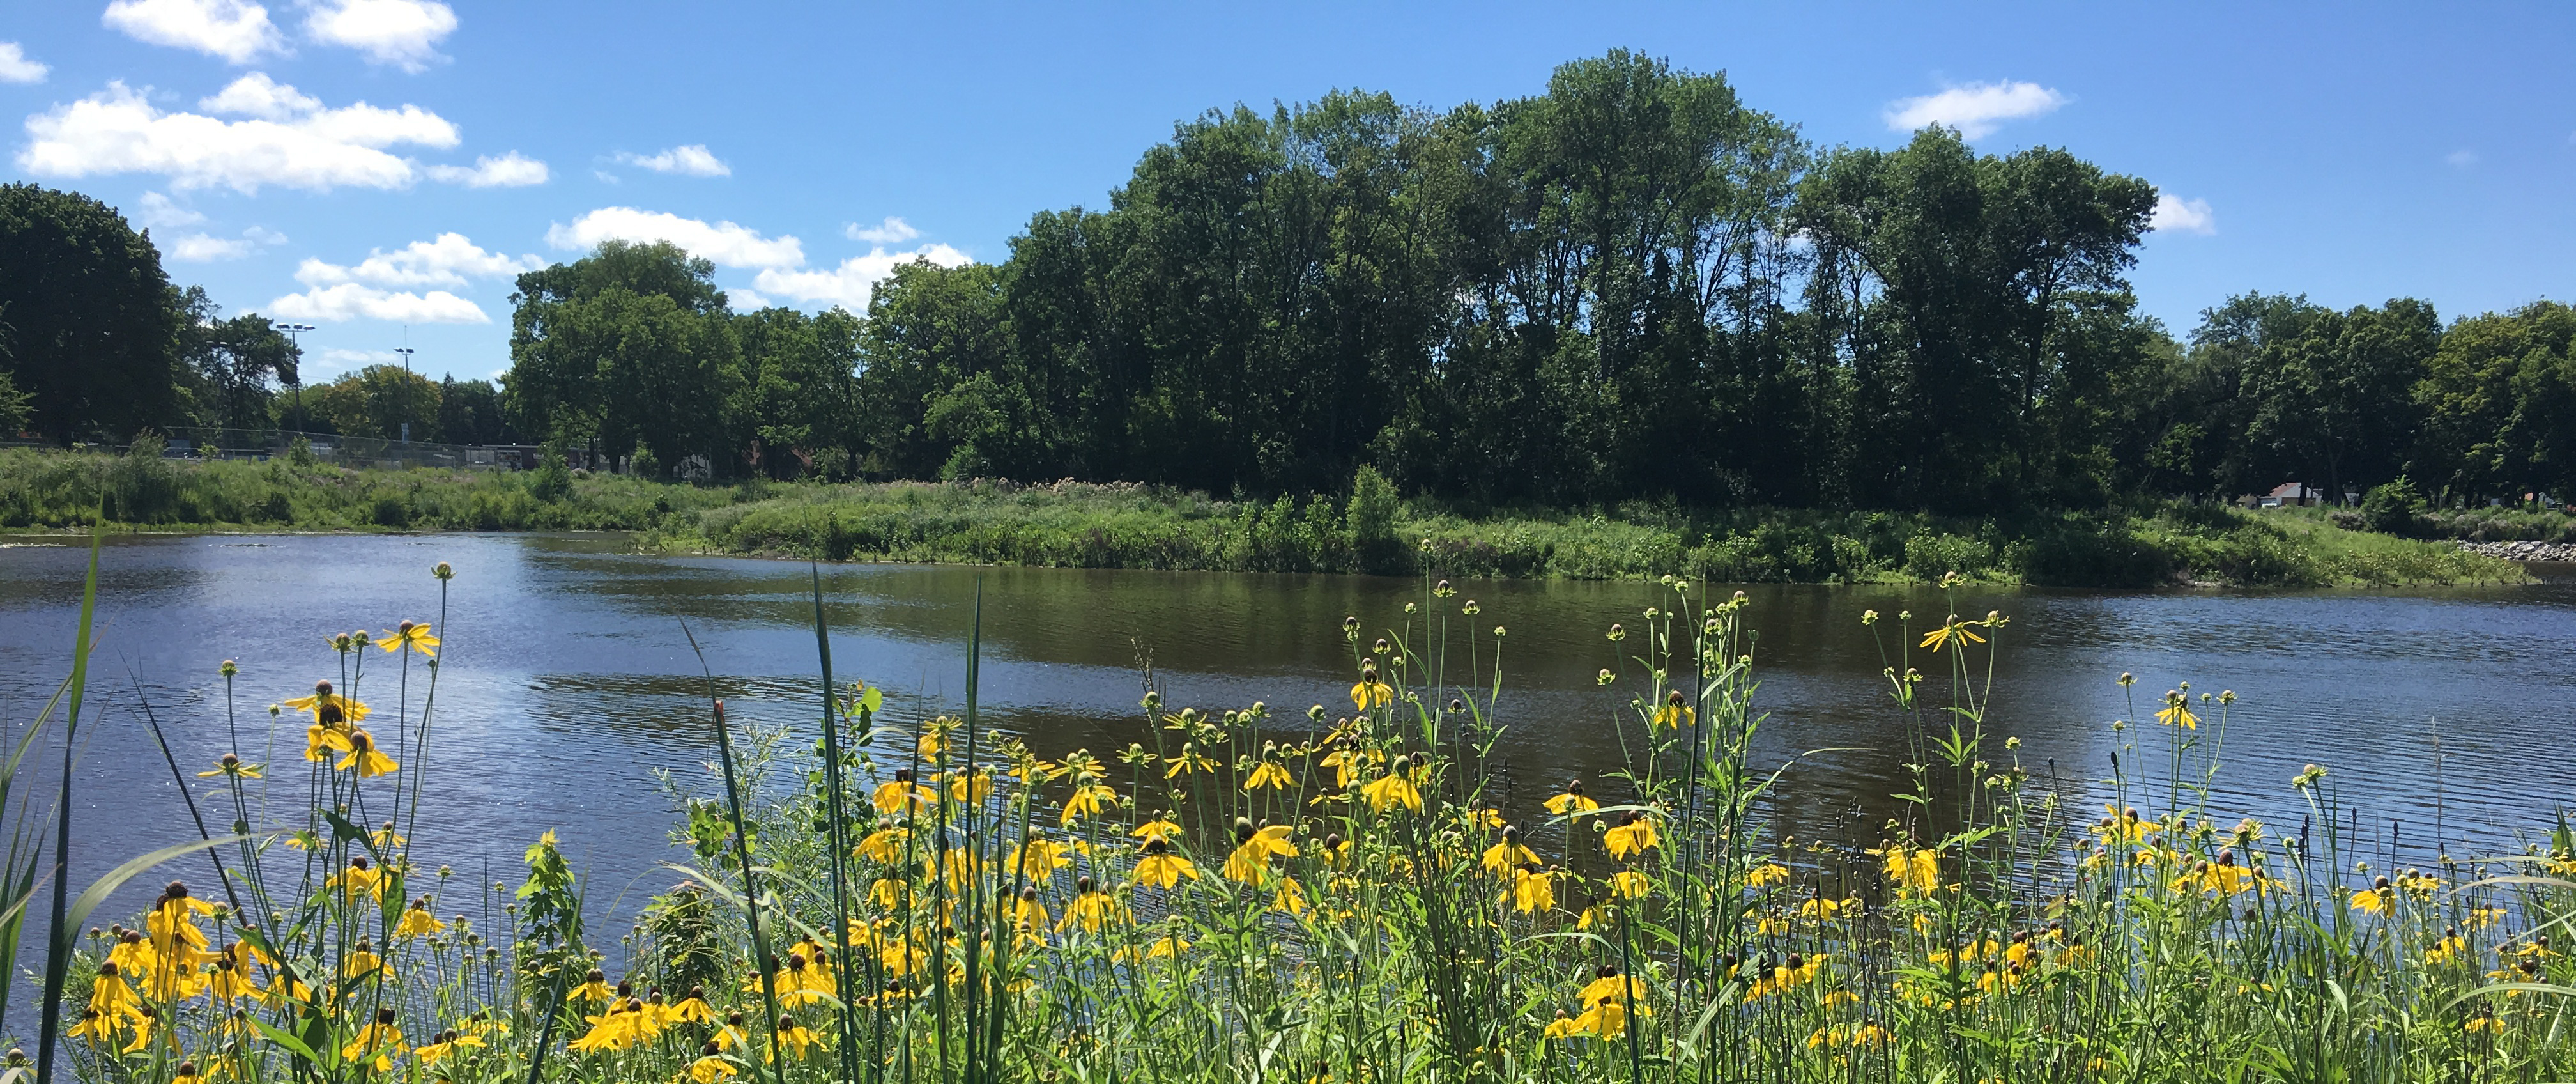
[1,428,547,470]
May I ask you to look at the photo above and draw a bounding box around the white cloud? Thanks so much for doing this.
[103,0,284,63]
[615,144,730,177]
[0,42,49,84]
[294,232,540,288]
[19,75,458,192]
[2446,149,2478,168]
[544,206,804,268]
[753,244,971,311]
[137,190,206,228]
[320,347,395,365]
[592,169,620,184]
[425,151,549,188]
[171,233,256,261]
[2148,193,2216,236]
[303,0,456,71]
[726,288,771,311]
[270,282,487,323]
[1884,80,2068,139]
[241,224,286,244]
[846,216,920,244]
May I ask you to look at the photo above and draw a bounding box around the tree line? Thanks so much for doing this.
[7,52,2573,509]
[0,182,511,448]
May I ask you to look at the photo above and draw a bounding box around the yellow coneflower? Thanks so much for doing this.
[1747,862,1791,888]
[195,752,263,780]
[337,731,399,777]
[1919,614,1988,653]
[1544,779,1600,816]
[1133,836,1200,889]
[871,770,937,815]
[1060,783,1117,826]
[1505,865,1556,913]
[1271,875,1311,916]
[1652,690,1694,731]
[330,857,385,903]
[1609,870,1653,899]
[1361,756,1423,813]
[2156,690,2198,730]
[569,968,614,1004]
[341,1007,407,1071]
[1011,836,1072,878]
[303,722,353,763]
[394,898,447,940]
[282,681,371,724]
[1010,885,1051,937]
[1241,759,1295,791]
[2352,876,2396,916]
[1874,842,1940,896]
[1349,667,1394,711]
[1318,743,1374,789]
[1057,877,1128,933]
[856,823,910,863]
[1604,810,1659,859]
[1223,822,1298,883]
[1164,743,1218,778]
[1480,826,1538,873]
[943,767,994,803]
[378,620,440,657]
[667,985,717,1024]
[688,1048,742,1082]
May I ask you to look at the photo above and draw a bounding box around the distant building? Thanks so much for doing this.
[2256,482,2331,508]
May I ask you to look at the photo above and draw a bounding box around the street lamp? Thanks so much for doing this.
[281,323,315,433]
[392,347,418,445]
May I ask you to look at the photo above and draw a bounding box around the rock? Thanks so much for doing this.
[2456,540,2576,562]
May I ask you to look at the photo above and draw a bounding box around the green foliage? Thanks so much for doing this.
[306,364,441,440]
[2361,474,2428,534]
[1347,465,1402,571]
[0,367,31,437]
[0,183,187,442]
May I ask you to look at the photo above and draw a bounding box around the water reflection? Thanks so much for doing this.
[0,532,2570,963]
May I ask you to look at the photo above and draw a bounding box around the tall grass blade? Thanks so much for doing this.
[33,520,100,1084]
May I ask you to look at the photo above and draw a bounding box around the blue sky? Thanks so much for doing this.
[4,1,2572,383]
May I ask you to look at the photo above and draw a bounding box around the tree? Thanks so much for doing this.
[435,375,509,445]
[2414,301,2576,503]
[736,306,862,478]
[504,240,743,471]
[0,183,187,442]
[309,365,441,440]
[180,291,299,431]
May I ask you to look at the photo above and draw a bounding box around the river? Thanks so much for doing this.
[1,531,2571,977]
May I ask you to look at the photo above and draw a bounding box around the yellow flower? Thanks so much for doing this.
[1481,834,1539,874]
[414,1029,486,1067]
[1133,837,1200,889]
[1009,887,1050,935]
[1609,870,1653,899]
[1223,825,1298,883]
[871,773,937,814]
[1918,616,1987,653]
[1652,691,1694,731]
[1504,865,1556,913]
[1873,843,1940,896]
[1360,771,1422,814]
[2465,1014,2503,1035]
[1010,837,1072,878]
[689,1054,743,1082]
[2351,878,2395,917]
[1745,952,1823,1002]
[379,621,440,657]
[1349,671,1394,711]
[303,723,353,763]
[1746,862,1790,888]
[195,753,263,780]
[2156,690,2198,730]
[1057,878,1128,933]
[282,681,370,724]
[1241,760,1295,791]
[857,825,910,864]
[944,768,993,803]
[337,730,399,777]
[1544,780,1600,816]
[1604,812,1659,859]
[394,903,447,940]
[341,1016,408,1071]
[1132,816,1183,842]
[1271,875,1310,916]
[1163,744,1217,778]
[330,858,385,903]
[1060,783,1117,826]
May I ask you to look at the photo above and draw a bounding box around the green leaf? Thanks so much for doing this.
[54,834,250,958]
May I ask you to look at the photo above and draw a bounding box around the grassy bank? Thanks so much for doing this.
[28,563,2576,1083]
[1,446,2523,587]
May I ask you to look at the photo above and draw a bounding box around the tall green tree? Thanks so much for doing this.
[2414,301,2576,503]
[0,184,187,442]
[504,240,744,471]
[180,292,300,431]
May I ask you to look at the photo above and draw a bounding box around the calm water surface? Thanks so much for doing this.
[1,532,2572,954]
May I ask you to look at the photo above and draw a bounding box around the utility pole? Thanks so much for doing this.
[281,323,315,434]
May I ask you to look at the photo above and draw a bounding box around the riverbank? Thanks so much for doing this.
[0,447,2526,587]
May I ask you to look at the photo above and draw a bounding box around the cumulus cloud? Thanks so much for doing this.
[18,74,458,192]
[293,232,540,288]
[425,151,549,188]
[846,216,920,244]
[755,244,971,311]
[544,206,804,268]
[137,190,206,228]
[270,283,487,323]
[303,0,456,71]
[103,0,285,63]
[614,144,730,177]
[1884,80,2067,139]
[0,42,49,84]
[168,224,287,261]
[2148,193,2216,236]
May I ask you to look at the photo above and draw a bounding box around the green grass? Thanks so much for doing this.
[0,446,2525,587]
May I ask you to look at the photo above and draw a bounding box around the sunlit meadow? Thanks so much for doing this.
[10,536,2573,1084]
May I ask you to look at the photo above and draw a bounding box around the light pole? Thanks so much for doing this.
[282,323,315,435]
